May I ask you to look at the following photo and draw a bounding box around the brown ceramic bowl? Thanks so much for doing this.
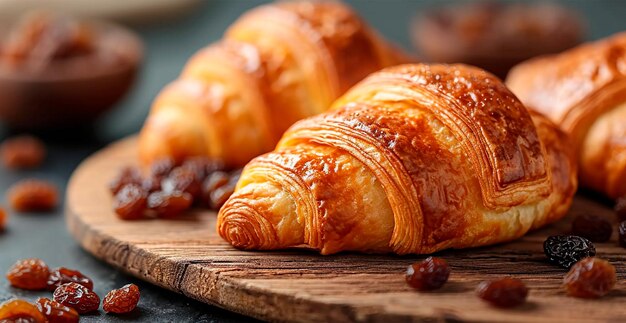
[411,2,585,79]
[0,21,143,130]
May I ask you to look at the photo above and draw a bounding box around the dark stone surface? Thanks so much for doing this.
[0,1,625,322]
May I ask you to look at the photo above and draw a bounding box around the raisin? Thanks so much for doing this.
[181,157,212,182]
[150,158,175,179]
[6,258,50,290]
[476,278,528,308]
[7,180,58,212]
[142,177,161,193]
[36,298,79,323]
[161,167,201,200]
[571,214,612,242]
[102,284,140,314]
[47,267,94,291]
[0,135,46,170]
[229,169,242,183]
[147,191,192,218]
[564,257,616,298]
[202,171,229,206]
[209,184,235,210]
[543,235,596,269]
[0,207,6,231]
[405,257,450,291]
[619,221,626,248]
[0,299,47,323]
[615,196,626,221]
[53,282,100,314]
[113,184,147,220]
[109,167,142,195]
[183,156,225,180]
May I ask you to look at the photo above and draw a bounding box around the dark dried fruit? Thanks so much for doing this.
[0,207,6,231]
[47,267,94,291]
[0,135,46,170]
[615,196,626,221]
[147,191,192,218]
[36,297,80,323]
[564,257,616,298]
[53,282,100,314]
[182,156,225,180]
[202,171,229,205]
[0,299,47,322]
[113,184,147,220]
[150,158,175,179]
[476,278,528,308]
[103,283,140,314]
[161,167,202,199]
[7,179,58,212]
[543,235,596,268]
[109,167,143,195]
[209,184,235,210]
[141,177,161,193]
[571,214,612,242]
[6,258,50,290]
[405,257,450,291]
[619,221,626,248]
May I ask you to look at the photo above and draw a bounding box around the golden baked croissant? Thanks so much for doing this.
[138,1,408,168]
[217,63,577,255]
[507,32,626,199]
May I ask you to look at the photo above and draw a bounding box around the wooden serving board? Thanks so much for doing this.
[66,137,626,322]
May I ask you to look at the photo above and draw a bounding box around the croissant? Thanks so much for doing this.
[506,32,626,199]
[138,1,408,168]
[217,63,577,255]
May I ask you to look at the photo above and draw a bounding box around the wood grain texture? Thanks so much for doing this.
[66,136,626,322]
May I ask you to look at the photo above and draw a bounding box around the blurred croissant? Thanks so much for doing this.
[138,1,409,168]
[507,32,626,199]
[218,64,577,255]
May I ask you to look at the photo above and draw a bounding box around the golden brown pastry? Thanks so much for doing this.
[217,63,577,255]
[507,32,626,199]
[138,1,408,168]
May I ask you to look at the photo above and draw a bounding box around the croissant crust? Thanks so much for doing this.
[507,32,626,198]
[138,1,407,168]
[218,63,577,255]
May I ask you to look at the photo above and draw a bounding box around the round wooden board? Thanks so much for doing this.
[66,136,626,322]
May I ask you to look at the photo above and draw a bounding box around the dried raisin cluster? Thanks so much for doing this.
[4,258,140,319]
[405,257,451,291]
[110,157,240,220]
[0,135,46,170]
[543,235,596,269]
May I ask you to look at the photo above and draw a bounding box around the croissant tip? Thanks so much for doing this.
[217,200,279,251]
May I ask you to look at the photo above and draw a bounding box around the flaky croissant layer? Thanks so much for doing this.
[218,63,577,255]
[138,1,408,168]
[507,32,626,199]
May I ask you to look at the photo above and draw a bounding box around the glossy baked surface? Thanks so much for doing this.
[218,63,577,255]
[507,32,626,198]
[137,1,406,168]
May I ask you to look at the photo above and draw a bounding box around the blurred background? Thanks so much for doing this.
[1,0,625,141]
